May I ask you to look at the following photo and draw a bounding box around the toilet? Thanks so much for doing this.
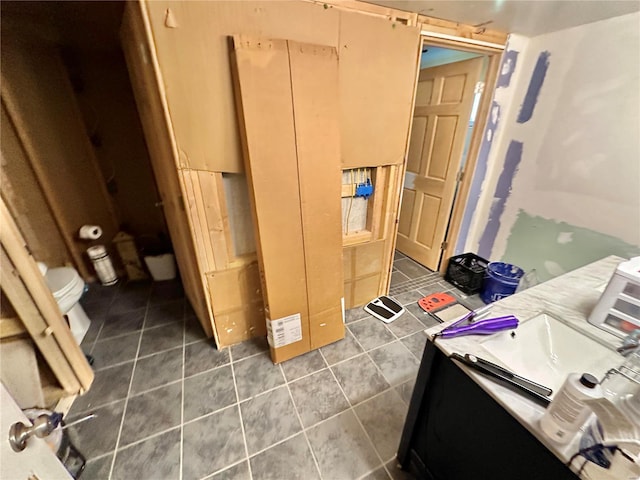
[37,263,91,345]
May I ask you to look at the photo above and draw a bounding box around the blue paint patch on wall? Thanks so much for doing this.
[496,50,519,88]
[455,102,501,255]
[477,140,523,259]
[517,51,550,123]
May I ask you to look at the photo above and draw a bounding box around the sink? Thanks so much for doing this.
[481,313,622,395]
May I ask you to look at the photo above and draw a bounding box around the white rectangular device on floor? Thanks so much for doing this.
[364,295,405,323]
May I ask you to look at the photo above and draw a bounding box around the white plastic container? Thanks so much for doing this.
[86,245,118,286]
[589,256,640,338]
[144,253,176,281]
[540,373,603,444]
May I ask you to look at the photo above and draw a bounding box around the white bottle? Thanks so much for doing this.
[540,373,603,444]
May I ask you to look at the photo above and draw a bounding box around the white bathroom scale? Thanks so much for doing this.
[364,296,405,323]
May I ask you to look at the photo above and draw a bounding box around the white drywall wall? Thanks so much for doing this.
[465,12,640,263]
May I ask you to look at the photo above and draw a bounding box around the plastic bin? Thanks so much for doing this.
[445,253,489,294]
[144,254,176,281]
[480,262,524,304]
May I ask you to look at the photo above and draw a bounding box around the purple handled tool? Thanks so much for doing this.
[436,315,519,338]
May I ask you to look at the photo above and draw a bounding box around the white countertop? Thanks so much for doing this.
[425,255,632,478]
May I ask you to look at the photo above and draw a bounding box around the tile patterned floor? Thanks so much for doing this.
[70,253,481,480]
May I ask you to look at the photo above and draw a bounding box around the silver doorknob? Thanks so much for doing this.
[9,412,95,452]
[9,413,61,452]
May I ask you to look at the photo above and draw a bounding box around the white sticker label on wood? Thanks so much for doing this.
[267,313,302,348]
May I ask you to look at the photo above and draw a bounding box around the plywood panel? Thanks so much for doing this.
[232,36,311,361]
[289,41,344,348]
[222,174,256,257]
[352,274,382,307]
[339,10,421,167]
[145,1,340,173]
[206,262,265,346]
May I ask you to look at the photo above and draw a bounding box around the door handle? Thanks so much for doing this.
[9,412,95,452]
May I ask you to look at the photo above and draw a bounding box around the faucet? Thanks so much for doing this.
[617,329,640,356]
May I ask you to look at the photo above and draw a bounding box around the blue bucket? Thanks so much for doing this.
[480,262,525,304]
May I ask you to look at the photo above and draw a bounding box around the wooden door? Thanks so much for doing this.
[396,57,483,270]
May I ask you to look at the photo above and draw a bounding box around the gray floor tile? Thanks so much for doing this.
[150,280,184,304]
[109,284,151,314]
[394,259,430,279]
[369,342,419,386]
[184,315,207,344]
[131,347,183,394]
[289,369,349,428]
[386,312,425,339]
[281,350,326,382]
[82,298,112,320]
[82,454,113,479]
[184,365,236,421]
[81,315,105,347]
[391,290,423,306]
[230,336,268,361]
[112,428,181,480]
[250,433,320,480]
[404,303,440,328]
[401,332,428,360]
[320,330,363,365]
[307,410,379,479]
[349,317,396,351]
[390,271,410,287]
[418,282,450,297]
[211,461,250,480]
[240,386,301,454]
[234,352,285,401]
[331,354,390,405]
[386,460,416,480]
[98,308,146,340]
[345,306,369,324]
[144,300,184,329]
[393,251,406,261]
[184,339,229,377]
[396,379,415,405]
[82,283,119,305]
[363,467,392,480]
[183,405,245,480]
[67,400,125,459]
[90,331,140,370]
[138,321,184,357]
[120,382,182,446]
[70,362,133,414]
[355,389,407,461]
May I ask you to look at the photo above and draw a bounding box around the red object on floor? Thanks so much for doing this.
[418,292,457,313]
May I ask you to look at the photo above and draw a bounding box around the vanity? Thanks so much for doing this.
[398,256,632,479]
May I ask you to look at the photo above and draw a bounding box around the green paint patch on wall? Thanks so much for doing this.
[501,210,640,282]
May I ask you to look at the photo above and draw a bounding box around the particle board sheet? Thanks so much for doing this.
[206,262,265,346]
[232,36,344,362]
[339,11,421,168]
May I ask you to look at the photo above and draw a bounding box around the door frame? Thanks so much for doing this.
[395,34,505,274]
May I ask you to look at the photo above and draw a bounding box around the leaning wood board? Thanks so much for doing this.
[231,36,344,363]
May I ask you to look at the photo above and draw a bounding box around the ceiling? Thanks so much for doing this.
[366,0,640,36]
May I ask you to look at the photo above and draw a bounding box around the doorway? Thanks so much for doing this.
[396,40,499,272]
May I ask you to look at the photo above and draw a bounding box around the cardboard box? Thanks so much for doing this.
[231,35,344,362]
